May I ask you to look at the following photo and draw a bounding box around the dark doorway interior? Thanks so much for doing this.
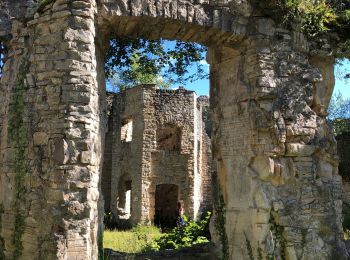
[154,184,179,229]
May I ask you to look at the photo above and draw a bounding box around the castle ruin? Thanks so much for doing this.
[0,0,348,259]
[101,85,212,227]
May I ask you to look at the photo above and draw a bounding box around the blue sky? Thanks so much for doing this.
[334,59,350,99]
[107,39,349,99]
[178,60,350,99]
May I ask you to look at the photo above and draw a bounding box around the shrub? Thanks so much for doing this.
[150,211,212,251]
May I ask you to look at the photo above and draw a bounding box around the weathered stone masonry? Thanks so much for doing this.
[101,85,212,225]
[337,132,350,206]
[0,0,347,259]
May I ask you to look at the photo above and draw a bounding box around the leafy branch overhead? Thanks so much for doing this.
[262,0,350,58]
[327,92,350,135]
[105,38,208,90]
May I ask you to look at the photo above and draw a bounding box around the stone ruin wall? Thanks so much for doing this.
[102,87,145,224]
[101,85,213,224]
[197,95,213,212]
[0,0,347,259]
[337,132,350,205]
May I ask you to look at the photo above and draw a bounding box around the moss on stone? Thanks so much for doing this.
[8,55,30,259]
[12,214,26,259]
[0,203,4,259]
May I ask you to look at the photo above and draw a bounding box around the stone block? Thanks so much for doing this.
[80,151,91,164]
[317,160,333,179]
[33,132,48,146]
[52,139,69,164]
[251,156,274,181]
[286,143,316,157]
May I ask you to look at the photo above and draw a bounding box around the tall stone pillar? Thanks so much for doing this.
[0,1,101,259]
[209,23,347,259]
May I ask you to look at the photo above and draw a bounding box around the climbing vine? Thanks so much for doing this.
[269,211,286,260]
[0,203,4,259]
[215,194,229,260]
[8,55,30,259]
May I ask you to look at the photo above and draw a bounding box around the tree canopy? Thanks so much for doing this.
[105,38,208,91]
[327,92,350,135]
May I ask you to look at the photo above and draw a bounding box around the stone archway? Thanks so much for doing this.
[0,1,347,259]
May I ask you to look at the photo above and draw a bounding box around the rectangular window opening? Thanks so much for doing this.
[121,118,133,142]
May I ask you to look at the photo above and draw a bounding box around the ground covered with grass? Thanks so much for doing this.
[103,225,162,253]
[103,212,212,253]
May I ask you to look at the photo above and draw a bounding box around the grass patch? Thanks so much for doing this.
[103,225,162,253]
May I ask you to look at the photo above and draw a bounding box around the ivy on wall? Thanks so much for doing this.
[0,203,4,259]
[8,55,30,259]
[215,195,229,260]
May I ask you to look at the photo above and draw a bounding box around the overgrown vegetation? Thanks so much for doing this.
[243,211,287,260]
[215,195,229,260]
[343,203,350,240]
[0,204,4,259]
[105,38,207,91]
[103,212,211,254]
[104,225,162,253]
[327,92,350,135]
[269,212,286,260]
[262,0,350,58]
[8,56,30,259]
[150,212,211,251]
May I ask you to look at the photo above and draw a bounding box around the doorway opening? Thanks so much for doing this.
[154,184,179,229]
[117,175,132,220]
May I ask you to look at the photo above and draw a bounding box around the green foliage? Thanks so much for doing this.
[12,215,26,259]
[343,203,350,239]
[0,204,4,259]
[103,226,162,253]
[244,233,270,260]
[8,56,30,259]
[327,92,350,135]
[105,38,207,91]
[150,212,211,251]
[268,0,337,36]
[329,118,350,136]
[269,211,286,260]
[215,195,229,260]
[244,233,255,260]
[262,0,350,57]
[344,229,350,240]
[108,53,171,92]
